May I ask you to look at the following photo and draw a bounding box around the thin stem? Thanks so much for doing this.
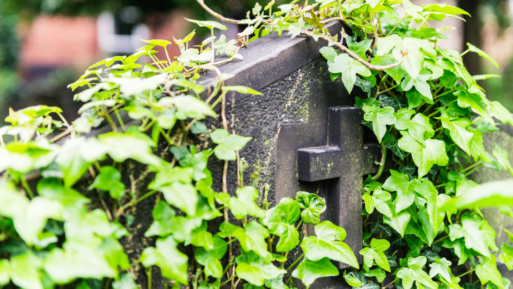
[114,109,126,132]
[320,17,346,24]
[372,145,387,181]
[211,28,215,63]
[286,253,305,272]
[198,0,408,72]
[286,253,305,285]
[296,220,303,231]
[159,127,176,145]
[457,268,475,278]
[196,0,240,24]
[102,105,118,132]
[147,267,152,289]
[164,47,172,66]
[336,0,344,19]
[433,235,449,244]
[387,14,408,36]
[383,278,398,289]
[472,117,482,125]
[375,83,399,98]
[21,177,34,199]
[460,49,470,57]
[465,164,484,176]
[117,190,157,216]
[461,161,483,173]
[221,275,236,286]
[427,109,441,119]
[300,28,408,71]
[50,129,72,143]
[435,88,456,99]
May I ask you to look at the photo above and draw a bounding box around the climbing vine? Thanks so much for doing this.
[1,1,513,289]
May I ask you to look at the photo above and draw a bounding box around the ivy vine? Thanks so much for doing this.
[1,1,513,289]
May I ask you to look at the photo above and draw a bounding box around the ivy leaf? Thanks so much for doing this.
[211,129,252,161]
[347,36,373,60]
[387,140,406,160]
[190,220,214,250]
[149,166,198,216]
[402,0,424,19]
[301,221,359,268]
[89,166,126,199]
[327,54,372,94]
[406,89,425,110]
[112,273,138,289]
[195,236,227,278]
[499,244,513,270]
[364,188,392,217]
[476,255,503,289]
[367,0,385,8]
[292,257,339,286]
[145,201,176,237]
[442,179,513,210]
[383,170,416,213]
[344,271,366,287]
[413,178,448,235]
[397,256,438,289]
[467,127,492,163]
[55,137,92,187]
[37,178,89,207]
[218,221,269,258]
[222,86,263,95]
[371,54,407,84]
[163,95,216,119]
[448,213,489,257]
[264,275,288,289]
[441,116,474,154]
[488,101,513,125]
[363,104,397,143]
[357,283,381,289]
[401,71,433,101]
[398,131,449,178]
[384,210,411,237]
[359,239,391,272]
[481,220,498,252]
[493,145,513,174]
[467,43,499,69]
[9,252,44,289]
[262,198,300,252]
[379,95,408,112]
[140,236,188,285]
[395,110,434,144]
[429,258,452,282]
[235,252,286,286]
[185,19,227,30]
[296,191,326,224]
[320,47,337,64]
[98,132,162,167]
[43,238,121,283]
[0,181,64,246]
[157,181,198,217]
[455,91,494,125]
[363,268,386,283]
[229,186,265,219]
[0,260,9,286]
[376,35,436,80]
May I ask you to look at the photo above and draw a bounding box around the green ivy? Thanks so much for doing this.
[1,0,513,289]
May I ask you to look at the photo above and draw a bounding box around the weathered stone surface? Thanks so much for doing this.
[75,21,371,289]
[468,124,513,277]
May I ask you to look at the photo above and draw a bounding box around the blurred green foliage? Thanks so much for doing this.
[0,2,20,108]
[1,0,269,20]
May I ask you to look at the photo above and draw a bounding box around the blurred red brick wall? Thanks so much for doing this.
[19,15,98,77]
